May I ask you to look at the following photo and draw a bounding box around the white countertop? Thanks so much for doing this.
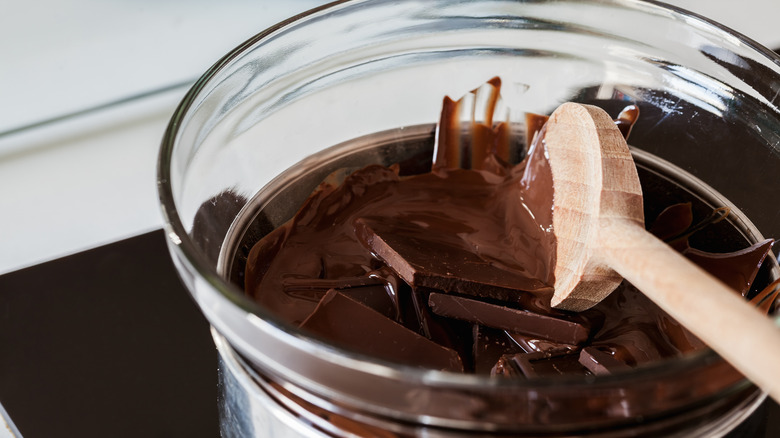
[1,1,779,435]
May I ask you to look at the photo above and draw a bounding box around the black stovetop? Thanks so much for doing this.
[0,230,777,437]
[0,230,218,437]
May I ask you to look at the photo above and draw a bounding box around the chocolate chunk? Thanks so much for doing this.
[491,355,523,377]
[409,290,474,369]
[578,347,631,375]
[354,217,550,300]
[282,276,384,300]
[299,290,464,372]
[283,276,399,319]
[685,239,774,297]
[504,331,579,355]
[493,351,587,378]
[428,292,589,345]
[473,326,523,374]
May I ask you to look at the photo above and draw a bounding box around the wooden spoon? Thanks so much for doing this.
[544,102,780,402]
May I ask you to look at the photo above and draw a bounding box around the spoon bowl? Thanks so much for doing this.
[543,102,780,403]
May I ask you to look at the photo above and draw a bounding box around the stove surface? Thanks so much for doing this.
[0,231,218,437]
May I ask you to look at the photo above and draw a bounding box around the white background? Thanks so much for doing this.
[1,1,779,435]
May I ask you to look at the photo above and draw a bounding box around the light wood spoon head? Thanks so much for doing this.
[543,102,644,311]
[536,102,780,404]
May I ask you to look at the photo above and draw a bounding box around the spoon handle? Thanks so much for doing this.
[599,217,780,402]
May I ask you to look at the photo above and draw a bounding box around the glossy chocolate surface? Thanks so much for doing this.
[243,83,777,375]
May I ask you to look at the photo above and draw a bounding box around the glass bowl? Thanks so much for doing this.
[158,0,780,436]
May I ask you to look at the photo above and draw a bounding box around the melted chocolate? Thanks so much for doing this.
[355,217,550,300]
[246,163,556,326]
[434,77,513,172]
[243,80,778,375]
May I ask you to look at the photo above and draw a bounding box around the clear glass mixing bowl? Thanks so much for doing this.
[158,0,780,436]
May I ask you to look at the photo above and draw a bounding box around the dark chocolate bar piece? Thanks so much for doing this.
[494,351,587,378]
[578,347,631,375]
[353,217,550,300]
[685,238,774,297]
[505,331,579,355]
[473,325,523,374]
[428,292,588,345]
[409,290,474,369]
[299,290,463,371]
[283,276,399,319]
[491,355,523,377]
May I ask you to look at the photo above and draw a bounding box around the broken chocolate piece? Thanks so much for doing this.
[491,355,523,377]
[578,347,632,375]
[428,292,588,345]
[409,289,475,369]
[473,325,524,374]
[354,217,550,300]
[504,331,579,355]
[283,275,399,319]
[300,290,464,371]
[685,239,774,297]
[494,351,588,378]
